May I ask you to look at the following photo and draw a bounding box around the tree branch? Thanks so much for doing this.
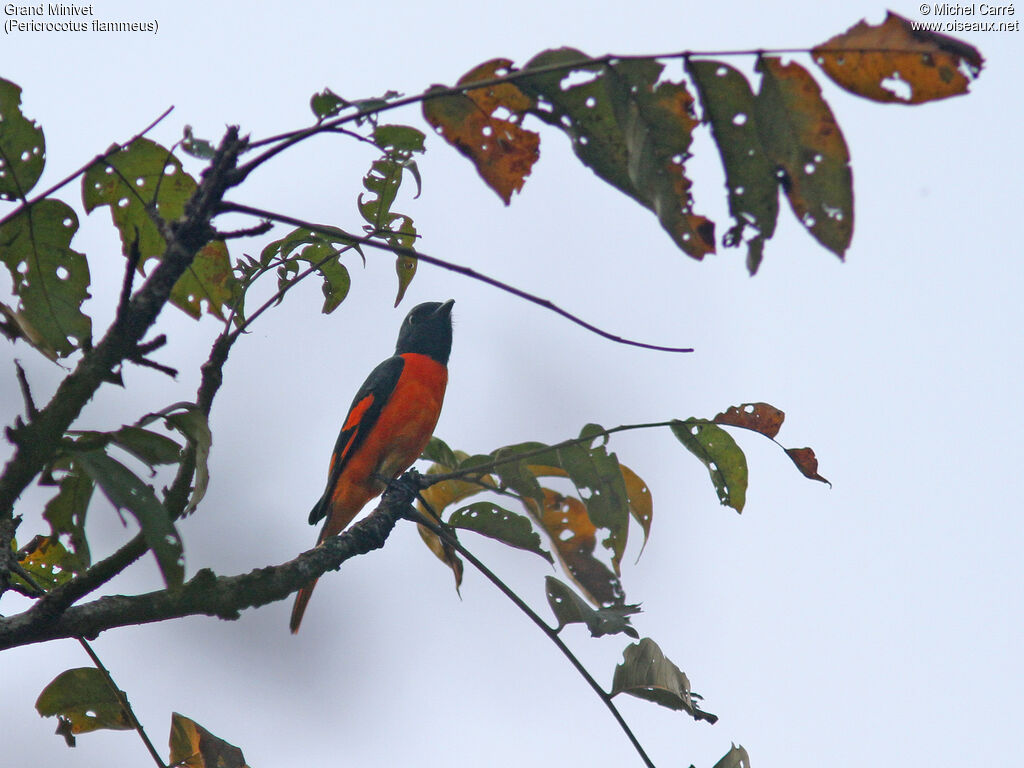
[0,482,411,650]
[218,201,694,354]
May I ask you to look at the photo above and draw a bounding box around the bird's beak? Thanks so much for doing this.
[437,299,455,317]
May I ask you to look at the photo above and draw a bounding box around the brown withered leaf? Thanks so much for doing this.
[422,59,540,203]
[169,713,250,768]
[813,12,983,104]
[714,403,785,439]
[528,489,624,607]
[785,447,831,486]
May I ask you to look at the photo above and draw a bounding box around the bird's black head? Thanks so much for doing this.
[394,299,454,364]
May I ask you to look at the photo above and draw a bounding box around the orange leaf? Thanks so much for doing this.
[714,403,785,439]
[813,12,983,104]
[529,489,624,606]
[422,59,540,204]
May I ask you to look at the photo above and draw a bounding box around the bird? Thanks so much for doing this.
[290,299,455,633]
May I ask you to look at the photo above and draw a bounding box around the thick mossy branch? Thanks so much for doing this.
[0,485,410,650]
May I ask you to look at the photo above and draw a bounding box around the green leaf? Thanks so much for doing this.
[421,435,458,468]
[610,637,717,723]
[545,576,639,638]
[671,419,748,513]
[258,227,354,314]
[449,502,553,564]
[713,744,751,768]
[373,124,426,153]
[42,465,94,570]
[82,137,238,319]
[169,712,250,768]
[0,77,46,199]
[109,425,183,467]
[520,51,715,259]
[687,60,779,274]
[755,57,853,258]
[310,88,346,121]
[161,405,213,515]
[0,199,92,357]
[490,441,551,507]
[181,125,216,159]
[74,449,184,588]
[555,429,630,575]
[35,668,132,737]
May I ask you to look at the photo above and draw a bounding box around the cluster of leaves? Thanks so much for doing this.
[422,12,982,273]
[413,403,826,723]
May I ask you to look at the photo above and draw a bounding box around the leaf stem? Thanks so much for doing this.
[78,637,167,768]
[412,503,657,767]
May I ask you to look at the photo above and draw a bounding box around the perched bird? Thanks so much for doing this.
[290,300,454,633]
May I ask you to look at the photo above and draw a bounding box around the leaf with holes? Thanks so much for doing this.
[423,59,540,204]
[714,402,785,438]
[529,489,625,606]
[671,419,748,513]
[610,637,717,723]
[555,427,631,575]
[258,227,355,315]
[42,464,94,571]
[450,501,553,563]
[15,536,80,591]
[620,463,652,556]
[545,576,639,638]
[755,57,853,258]
[520,50,715,259]
[688,60,778,274]
[0,78,46,199]
[35,668,132,737]
[0,199,91,357]
[169,713,250,768]
[813,12,983,104]
[785,447,831,486]
[82,137,237,319]
[713,744,751,768]
[74,449,184,587]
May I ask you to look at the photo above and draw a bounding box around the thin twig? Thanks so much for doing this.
[410,495,657,768]
[218,201,693,354]
[78,637,168,768]
[13,361,38,420]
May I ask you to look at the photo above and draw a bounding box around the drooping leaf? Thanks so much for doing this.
[82,137,237,319]
[35,668,132,737]
[108,425,183,467]
[161,405,213,515]
[42,464,94,570]
[687,60,778,273]
[422,59,540,204]
[529,489,624,607]
[0,199,92,357]
[73,449,184,587]
[813,12,983,104]
[785,446,831,486]
[713,402,785,438]
[671,419,748,513]
[555,428,631,575]
[394,251,417,307]
[0,77,46,199]
[258,227,354,315]
[545,576,639,638]
[15,535,80,591]
[417,521,464,593]
[520,50,715,259]
[169,712,250,768]
[620,463,652,556]
[713,744,751,768]
[610,637,718,723]
[450,501,553,564]
[755,57,853,258]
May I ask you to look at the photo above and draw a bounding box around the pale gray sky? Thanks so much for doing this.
[2,1,1021,766]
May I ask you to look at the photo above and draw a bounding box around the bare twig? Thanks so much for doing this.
[78,638,168,768]
[218,201,694,353]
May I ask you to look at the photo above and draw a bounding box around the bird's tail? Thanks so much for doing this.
[289,578,319,634]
